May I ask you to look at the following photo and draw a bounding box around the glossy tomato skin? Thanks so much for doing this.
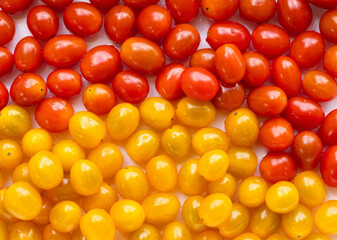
[35,97,74,132]
[0,82,9,110]
[206,22,250,52]
[260,152,297,183]
[212,82,246,111]
[122,0,159,8]
[14,37,42,73]
[165,0,199,23]
[321,146,337,187]
[318,109,337,146]
[239,0,276,23]
[89,0,118,10]
[41,0,73,8]
[112,70,149,103]
[324,45,337,78]
[283,96,325,130]
[289,31,325,68]
[189,49,216,75]
[0,47,14,77]
[201,0,239,21]
[243,52,271,88]
[320,9,337,44]
[164,24,200,60]
[27,5,59,41]
[0,0,32,14]
[308,0,337,9]
[252,24,290,59]
[0,11,15,46]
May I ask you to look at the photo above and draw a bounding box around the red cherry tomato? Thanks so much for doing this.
[47,69,82,99]
[122,0,159,8]
[112,70,149,103]
[180,67,220,101]
[43,35,87,68]
[318,109,337,146]
[165,0,199,23]
[323,45,337,78]
[0,46,14,77]
[35,97,74,133]
[272,56,302,97]
[0,11,15,46]
[89,0,118,10]
[41,0,73,8]
[27,5,59,41]
[303,70,337,102]
[320,9,337,44]
[0,0,32,14]
[239,0,276,23]
[292,131,323,170]
[201,0,239,21]
[206,21,250,52]
[214,44,245,84]
[14,36,42,73]
[10,73,47,107]
[321,146,337,187]
[307,0,337,9]
[105,5,136,43]
[80,45,121,83]
[283,96,325,130]
[82,84,117,115]
[164,24,200,60]
[289,31,325,69]
[0,82,9,110]
[260,152,297,183]
[251,24,290,59]
[247,86,288,117]
[155,63,185,101]
[242,52,271,88]
[189,49,216,75]
[212,82,246,111]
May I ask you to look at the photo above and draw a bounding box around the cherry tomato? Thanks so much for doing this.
[0,0,32,14]
[323,45,337,78]
[112,70,149,103]
[27,5,59,41]
[0,46,14,77]
[314,200,337,235]
[215,44,245,84]
[80,45,121,83]
[105,5,136,43]
[201,0,239,21]
[43,35,87,68]
[308,0,337,8]
[320,9,337,44]
[212,82,246,111]
[121,37,165,74]
[14,36,42,73]
[35,97,74,132]
[89,0,118,10]
[206,22,250,52]
[289,31,325,68]
[165,0,199,23]
[272,56,302,97]
[247,86,288,117]
[0,11,15,47]
[41,0,73,8]
[321,146,337,187]
[252,24,290,59]
[189,49,216,75]
[239,0,276,23]
[0,82,8,110]
[122,0,159,8]
[164,24,200,60]
[318,109,337,145]
[242,52,271,88]
[283,96,325,130]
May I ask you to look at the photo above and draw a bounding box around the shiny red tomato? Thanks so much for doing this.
[283,96,325,130]
[320,9,337,44]
[82,84,117,115]
[212,82,246,111]
[321,146,337,187]
[251,24,290,59]
[165,0,199,23]
[122,0,159,8]
[27,5,59,41]
[47,69,82,99]
[0,11,15,46]
[247,86,288,117]
[41,0,73,8]
[239,0,276,23]
[308,0,337,9]
[14,36,42,73]
[206,21,250,52]
[323,45,337,78]
[260,151,297,183]
[189,49,216,75]
[318,109,337,146]
[112,70,149,103]
[292,131,323,170]
[89,0,118,10]
[0,46,14,77]
[155,63,185,100]
[243,52,271,88]
[201,0,239,21]
[164,24,200,60]
[0,82,9,110]
[0,0,32,14]
[43,35,87,68]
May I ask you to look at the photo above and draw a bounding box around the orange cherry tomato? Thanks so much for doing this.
[0,82,9,110]
[0,0,32,14]
[242,52,271,88]
[122,0,159,8]
[189,49,216,75]
[201,0,239,21]
[212,82,246,111]
[239,0,276,23]
[318,109,337,146]
[0,46,14,77]
[165,0,199,23]
[0,11,15,46]
[14,36,42,73]
[89,0,118,9]
[324,45,337,78]
[320,9,337,44]
[41,0,73,8]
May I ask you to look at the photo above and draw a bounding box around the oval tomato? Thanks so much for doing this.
[321,146,337,187]
[0,0,32,14]
[165,0,199,23]
[323,45,337,78]
[14,36,42,73]
[0,46,14,77]
[212,82,246,111]
[243,52,271,88]
[189,49,216,75]
[318,109,337,146]
[41,0,73,8]
[320,9,337,44]
[201,0,239,21]
[89,0,118,9]
[122,0,159,8]
[239,0,276,23]
[0,11,15,46]
[0,82,9,110]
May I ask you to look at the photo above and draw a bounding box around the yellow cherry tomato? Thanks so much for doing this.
[28,151,64,190]
[238,176,269,208]
[266,181,299,213]
[0,139,22,170]
[33,196,53,225]
[88,142,123,179]
[198,149,229,181]
[162,222,192,240]
[50,201,82,233]
[178,158,207,195]
[12,162,41,192]
[227,147,258,178]
[132,224,161,240]
[314,200,337,235]
[52,139,86,172]
[267,233,289,240]
[304,233,331,240]
[142,192,180,225]
[0,105,31,138]
[43,224,71,240]
[161,125,191,159]
[44,175,80,203]
[195,230,223,240]
[250,204,281,238]
[233,233,262,240]
[125,129,160,163]
[225,108,259,147]
[0,219,8,240]
[69,111,106,149]
[182,196,207,233]
[114,166,149,201]
[71,228,85,240]
[294,171,326,208]
[145,155,178,192]
[199,193,233,227]
[0,188,17,222]
[10,221,42,240]
[4,182,42,221]
[110,199,145,232]
[207,173,237,199]
[22,128,53,158]
[176,97,216,128]
[80,209,115,240]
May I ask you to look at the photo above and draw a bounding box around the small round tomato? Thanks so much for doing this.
[206,22,250,52]
[27,5,59,41]
[64,2,102,37]
[132,224,161,240]
[14,36,42,73]
[201,0,238,21]
[321,146,337,187]
[212,82,246,111]
[165,0,199,23]
[320,9,337,44]
[82,84,117,115]
[164,24,200,60]
[35,97,74,133]
[42,0,73,8]
[161,125,191,159]
[227,147,257,179]
[0,46,13,77]
[318,109,337,145]
[22,128,53,158]
[162,222,192,240]
[43,35,87,68]
[10,73,46,107]
[323,45,337,78]
[89,0,118,9]
[208,173,236,199]
[243,52,271,88]
[238,176,269,208]
[252,24,290,59]
[112,70,149,103]
[239,0,276,23]
[0,0,32,14]
[0,105,31,138]
[122,0,158,8]
[182,196,206,233]
[0,11,15,46]
[189,49,216,75]
[0,82,8,110]
[283,96,325,130]
[198,149,229,181]
[314,200,337,235]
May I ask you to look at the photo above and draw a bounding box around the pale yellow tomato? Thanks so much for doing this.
[314,200,337,235]
[238,176,269,208]
[182,196,207,232]
[22,128,53,158]
[227,147,258,178]
[0,139,22,170]
[207,173,237,199]
[192,127,229,155]
[0,105,31,138]
[198,149,229,181]
[161,125,191,159]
